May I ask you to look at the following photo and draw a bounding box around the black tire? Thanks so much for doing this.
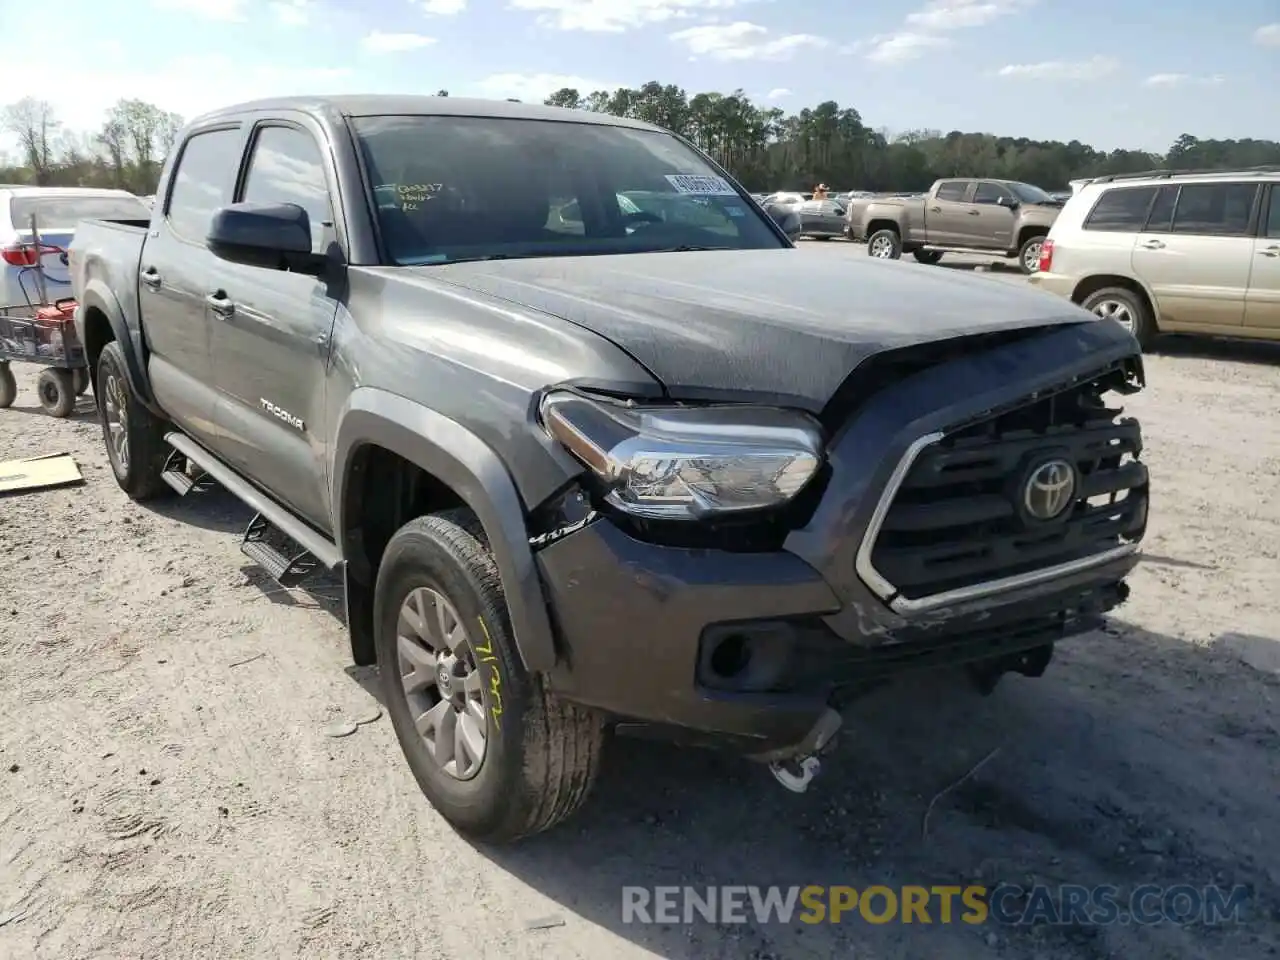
[913,249,943,265]
[36,368,76,418]
[1018,234,1047,275]
[867,228,902,260]
[72,368,90,396]
[0,364,15,409]
[374,510,605,843]
[96,341,171,500]
[1080,286,1157,350]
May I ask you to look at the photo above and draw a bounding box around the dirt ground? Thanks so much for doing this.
[2,319,1278,959]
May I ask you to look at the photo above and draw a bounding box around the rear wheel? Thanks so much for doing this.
[0,364,15,409]
[97,341,171,500]
[36,368,76,418]
[913,249,943,265]
[1080,286,1156,349]
[374,510,605,843]
[867,229,902,260]
[1018,235,1047,274]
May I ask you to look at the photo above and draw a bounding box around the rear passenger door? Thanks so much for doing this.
[1244,183,1280,333]
[208,119,341,531]
[925,180,973,246]
[1131,181,1256,329]
[140,124,246,448]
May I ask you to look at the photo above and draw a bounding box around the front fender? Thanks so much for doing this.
[332,387,558,673]
[76,278,156,408]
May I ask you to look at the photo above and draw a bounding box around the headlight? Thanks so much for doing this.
[539,391,824,520]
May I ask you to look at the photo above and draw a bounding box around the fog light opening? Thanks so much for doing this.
[709,633,753,679]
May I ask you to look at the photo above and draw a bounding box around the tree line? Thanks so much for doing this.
[4,86,1278,196]
[1,97,183,194]
[542,82,1279,193]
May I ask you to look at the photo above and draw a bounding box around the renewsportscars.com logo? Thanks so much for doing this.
[621,884,1251,927]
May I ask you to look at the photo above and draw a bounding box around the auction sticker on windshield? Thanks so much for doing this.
[665,174,737,196]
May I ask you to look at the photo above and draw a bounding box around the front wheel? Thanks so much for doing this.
[96,341,172,500]
[374,510,605,843]
[867,229,902,260]
[1018,235,1046,275]
[0,363,15,409]
[36,368,76,418]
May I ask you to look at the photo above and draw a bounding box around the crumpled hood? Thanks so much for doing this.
[421,249,1099,410]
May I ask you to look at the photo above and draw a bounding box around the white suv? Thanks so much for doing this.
[1029,168,1280,348]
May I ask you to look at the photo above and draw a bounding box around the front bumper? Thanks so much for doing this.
[538,320,1147,757]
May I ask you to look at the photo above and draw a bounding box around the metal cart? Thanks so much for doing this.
[0,215,89,418]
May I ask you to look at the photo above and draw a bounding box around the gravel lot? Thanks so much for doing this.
[2,249,1278,960]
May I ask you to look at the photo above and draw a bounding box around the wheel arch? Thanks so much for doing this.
[77,279,156,406]
[1070,274,1159,331]
[332,388,558,674]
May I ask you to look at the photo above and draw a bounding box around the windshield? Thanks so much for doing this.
[1008,182,1056,204]
[9,194,150,230]
[352,116,785,265]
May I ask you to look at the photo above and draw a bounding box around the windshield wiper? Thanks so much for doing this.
[641,245,721,253]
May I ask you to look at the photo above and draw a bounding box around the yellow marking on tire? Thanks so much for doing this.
[474,616,503,732]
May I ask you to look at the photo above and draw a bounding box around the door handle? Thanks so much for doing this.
[930,206,941,212]
[967,209,980,216]
[1260,245,1280,257]
[1140,239,1166,249]
[140,269,162,289]
[205,292,235,318]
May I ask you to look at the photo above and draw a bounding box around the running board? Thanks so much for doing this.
[163,433,342,580]
[160,447,217,496]
[242,513,322,587]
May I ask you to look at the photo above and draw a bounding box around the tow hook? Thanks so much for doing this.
[770,755,822,793]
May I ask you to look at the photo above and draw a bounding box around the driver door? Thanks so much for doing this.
[969,182,1018,249]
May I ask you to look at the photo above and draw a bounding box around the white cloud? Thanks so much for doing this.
[152,0,246,20]
[1254,23,1280,47]
[5,53,356,138]
[766,87,791,99]
[508,0,746,33]
[361,31,437,52]
[997,55,1118,80]
[905,0,1027,30]
[419,0,467,13]
[857,0,1028,64]
[863,32,950,64]
[670,22,826,61]
[1143,73,1224,88]
[271,0,310,24]
[468,72,619,102]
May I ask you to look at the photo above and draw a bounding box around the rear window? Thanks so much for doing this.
[936,181,967,202]
[1171,182,1257,237]
[1083,186,1156,232]
[8,194,149,230]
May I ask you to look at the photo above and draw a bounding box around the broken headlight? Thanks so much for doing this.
[539,391,824,520]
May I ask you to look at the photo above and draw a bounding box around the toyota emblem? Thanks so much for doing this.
[1023,459,1076,521]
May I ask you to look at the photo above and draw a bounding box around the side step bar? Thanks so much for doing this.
[164,433,342,585]
[160,447,217,496]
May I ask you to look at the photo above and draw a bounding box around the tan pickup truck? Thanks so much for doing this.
[845,179,1064,274]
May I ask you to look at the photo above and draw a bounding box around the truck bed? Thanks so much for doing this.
[68,218,151,366]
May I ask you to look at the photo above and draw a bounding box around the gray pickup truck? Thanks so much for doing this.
[69,95,1149,843]
[846,178,1065,273]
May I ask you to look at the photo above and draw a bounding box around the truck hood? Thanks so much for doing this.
[422,249,1098,410]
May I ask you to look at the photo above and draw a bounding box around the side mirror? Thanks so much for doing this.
[997,196,1019,209]
[206,202,324,275]
[778,210,802,240]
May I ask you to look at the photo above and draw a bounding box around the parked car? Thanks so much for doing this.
[1,187,149,316]
[1029,166,1280,348]
[793,195,850,239]
[70,94,1149,843]
[845,179,1064,273]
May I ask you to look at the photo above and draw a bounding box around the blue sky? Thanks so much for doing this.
[1,0,1277,157]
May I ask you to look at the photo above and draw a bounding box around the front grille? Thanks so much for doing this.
[867,363,1147,602]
